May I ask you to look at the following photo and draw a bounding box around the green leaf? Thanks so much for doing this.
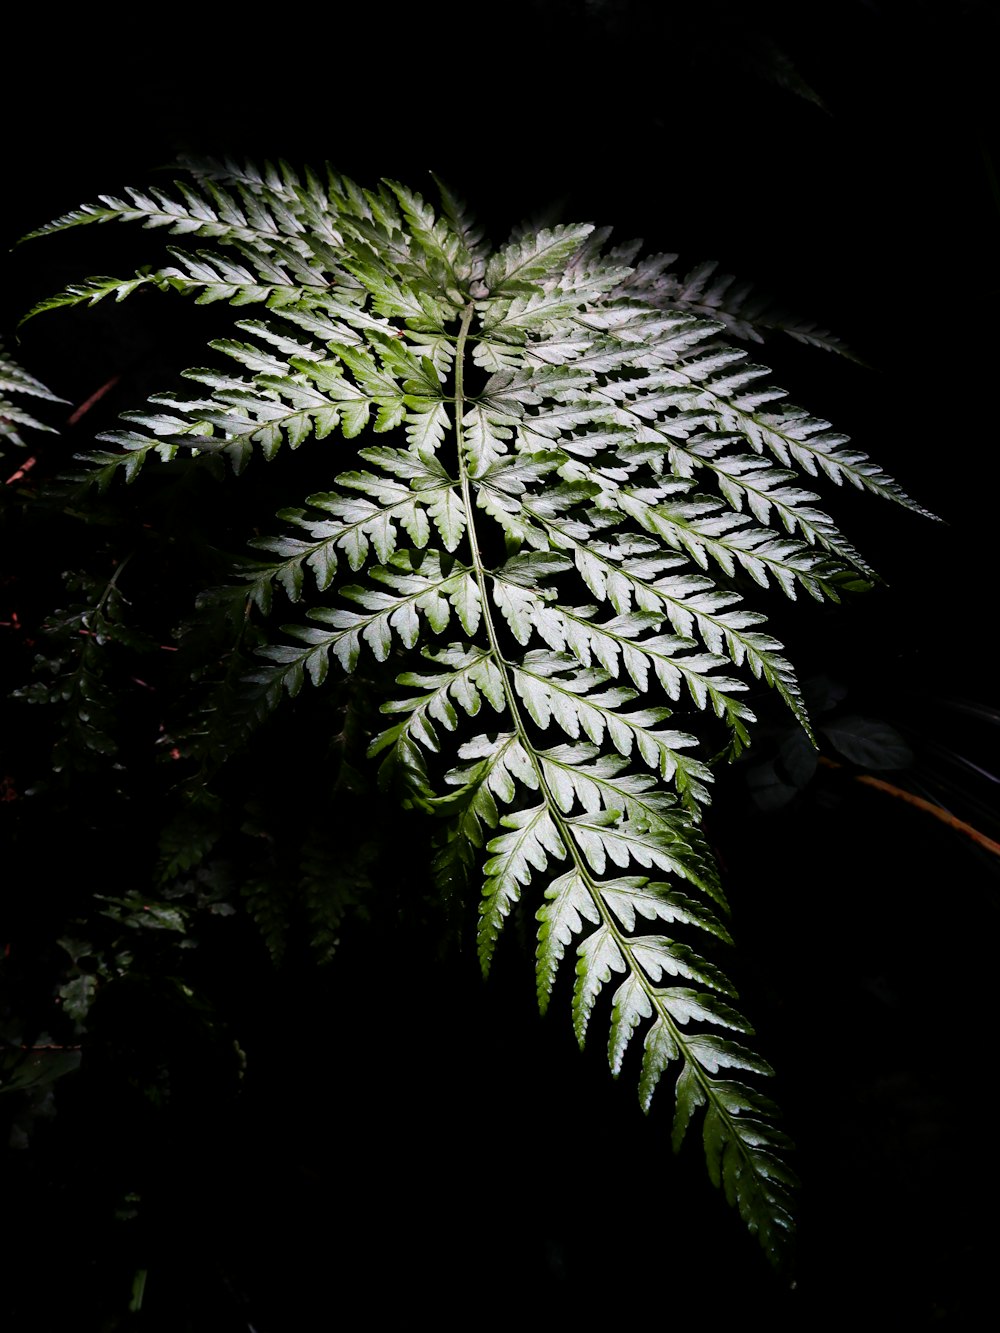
[480,806,565,974]
[535,868,600,1011]
[573,924,626,1046]
[21,155,933,1269]
[821,715,914,769]
[485,223,595,291]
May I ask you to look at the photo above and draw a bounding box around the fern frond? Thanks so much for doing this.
[615,487,849,601]
[479,803,566,973]
[252,548,472,691]
[490,563,755,730]
[624,254,858,358]
[668,443,877,578]
[549,522,810,735]
[369,645,505,760]
[485,223,596,292]
[22,177,321,248]
[510,650,713,808]
[244,451,460,609]
[0,341,65,451]
[24,158,934,1265]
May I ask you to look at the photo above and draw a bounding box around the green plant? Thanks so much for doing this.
[8,158,932,1272]
[0,340,64,456]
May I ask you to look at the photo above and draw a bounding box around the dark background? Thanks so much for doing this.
[3,2,999,1327]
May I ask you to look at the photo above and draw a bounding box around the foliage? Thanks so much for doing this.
[0,339,64,455]
[4,157,933,1281]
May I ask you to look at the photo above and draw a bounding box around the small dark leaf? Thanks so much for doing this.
[802,674,848,715]
[821,715,914,770]
[746,760,799,811]
[778,729,818,788]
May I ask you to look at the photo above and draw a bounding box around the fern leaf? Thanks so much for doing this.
[628,254,857,358]
[609,973,654,1075]
[479,805,565,974]
[512,651,713,805]
[572,923,626,1045]
[369,645,504,760]
[557,526,811,734]
[536,868,600,1011]
[601,877,731,942]
[0,342,65,451]
[485,223,595,292]
[23,157,936,1265]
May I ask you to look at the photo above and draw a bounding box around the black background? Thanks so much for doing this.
[4,2,999,1327]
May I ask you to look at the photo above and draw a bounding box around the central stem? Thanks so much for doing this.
[453,302,483,570]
